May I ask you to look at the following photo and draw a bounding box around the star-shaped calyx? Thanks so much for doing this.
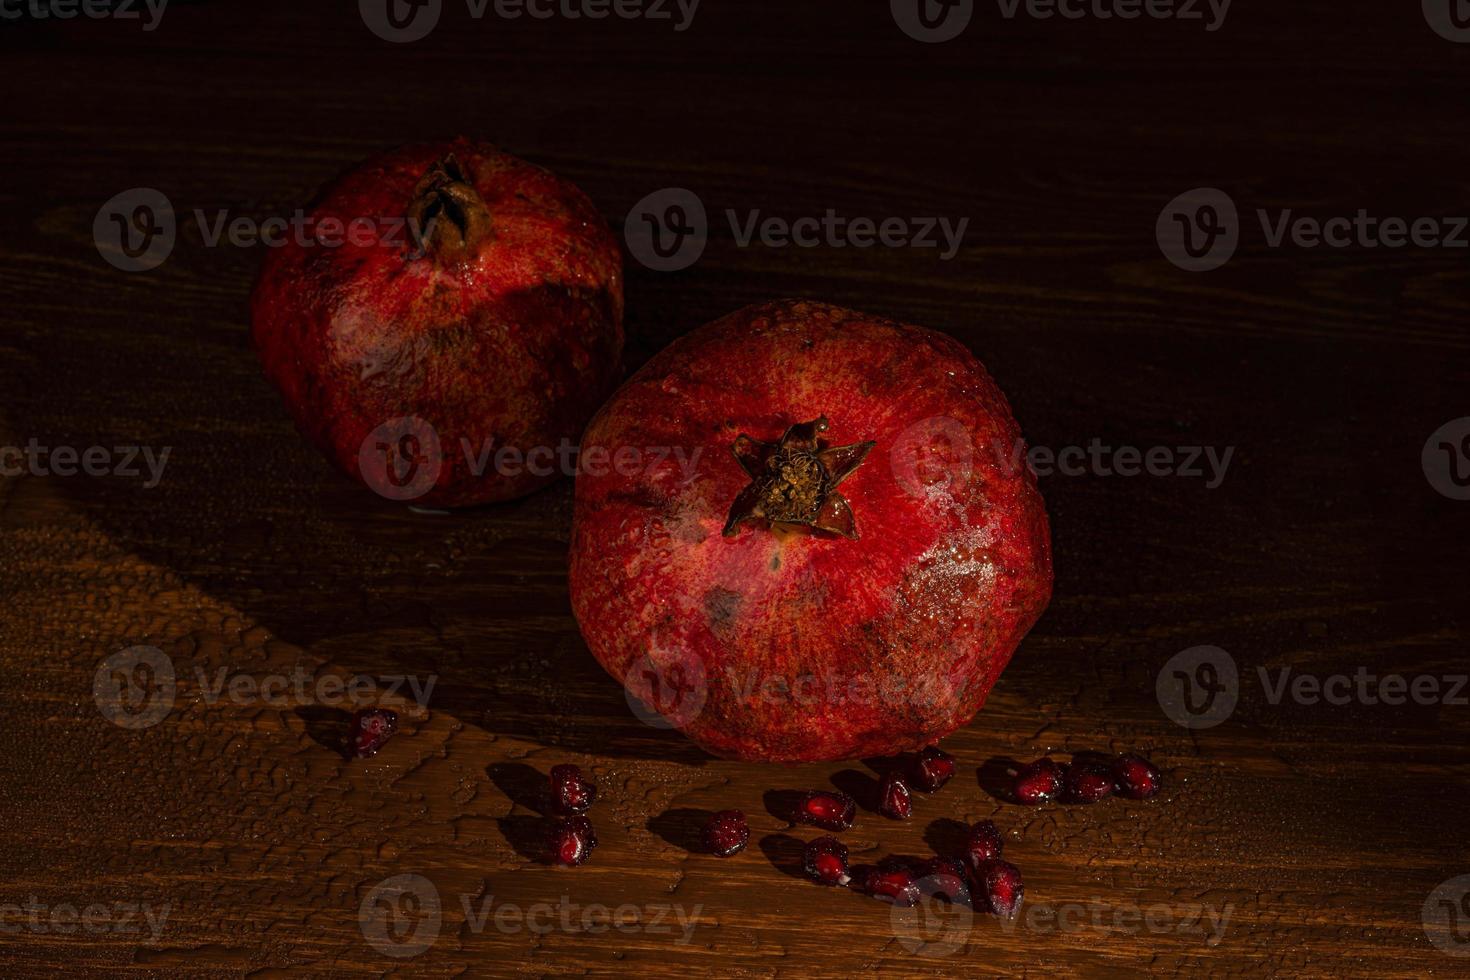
[722,416,876,540]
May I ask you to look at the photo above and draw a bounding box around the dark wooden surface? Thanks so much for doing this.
[3,1,1469,976]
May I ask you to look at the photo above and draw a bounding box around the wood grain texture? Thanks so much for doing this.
[2,1,1469,976]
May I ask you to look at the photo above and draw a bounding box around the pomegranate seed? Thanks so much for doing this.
[702,810,749,857]
[1065,761,1114,804]
[918,856,971,902]
[1013,757,1062,805]
[802,836,850,886]
[862,858,921,906]
[549,764,597,815]
[962,819,1003,870]
[909,746,956,792]
[349,708,398,758]
[1112,754,1162,800]
[976,860,1024,919]
[878,772,913,820]
[550,815,597,866]
[794,790,856,832]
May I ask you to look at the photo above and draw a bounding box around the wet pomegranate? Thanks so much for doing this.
[702,810,750,856]
[252,139,623,506]
[550,816,597,866]
[862,858,921,906]
[1065,760,1115,804]
[793,790,857,832]
[910,745,956,792]
[962,819,1003,869]
[918,856,971,903]
[1013,757,1063,805]
[976,859,1024,919]
[1112,753,1162,800]
[549,764,596,815]
[570,300,1052,761]
[802,836,850,886]
[349,708,398,758]
[878,772,913,820]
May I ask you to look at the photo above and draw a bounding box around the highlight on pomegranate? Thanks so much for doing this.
[6,0,1463,974]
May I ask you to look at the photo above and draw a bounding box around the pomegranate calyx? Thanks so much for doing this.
[722,416,875,539]
[407,153,492,264]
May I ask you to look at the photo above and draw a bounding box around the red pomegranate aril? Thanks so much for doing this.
[963,819,1004,870]
[550,815,597,866]
[794,790,857,832]
[910,746,957,792]
[802,836,850,886]
[919,856,971,902]
[702,810,750,857]
[1065,761,1115,804]
[349,708,398,759]
[1013,757,1063,805]
[1112,753,1162,800]
[976,859,1024,919]
[549,764,597,815]
[863,858,921,907]
[878,772,913,820]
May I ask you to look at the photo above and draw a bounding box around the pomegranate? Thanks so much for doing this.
[909,745,956,792]
[702,810,750,857]
[569,300,1052,761]
[802,836,851,886]
[251,139,623,506]
[548,764,596,815]
[1112,754,1162,800]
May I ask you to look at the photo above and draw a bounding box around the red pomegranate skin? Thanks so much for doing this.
[251,139,623,506]
[569,300,1052,762]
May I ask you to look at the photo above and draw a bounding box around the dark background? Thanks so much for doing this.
[2,0,1468,975]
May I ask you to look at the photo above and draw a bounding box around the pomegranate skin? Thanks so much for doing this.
[569,300,1051,762]
[251,139,623,506]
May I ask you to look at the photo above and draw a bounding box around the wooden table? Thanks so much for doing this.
[4,1,1468,975]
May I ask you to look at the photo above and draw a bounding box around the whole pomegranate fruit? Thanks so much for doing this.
[251,139,622,506]
[569,300,1051,761]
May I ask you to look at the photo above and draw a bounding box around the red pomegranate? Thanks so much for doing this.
[251,139,623,506]
[569,300,1051,762]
